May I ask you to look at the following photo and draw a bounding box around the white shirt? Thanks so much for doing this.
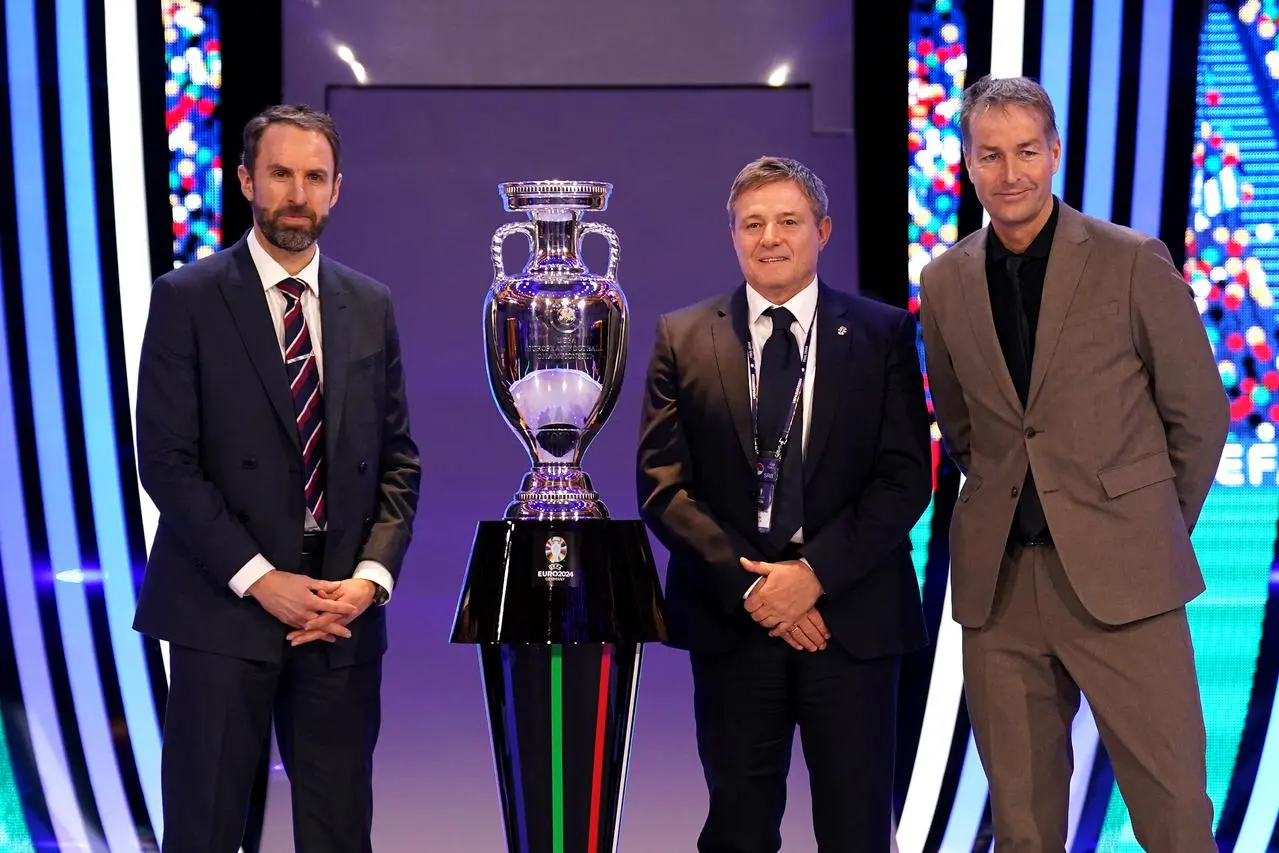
[227,230,395,602]
[743,276,820,597]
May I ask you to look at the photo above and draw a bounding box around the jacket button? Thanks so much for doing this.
[1024,427,1038,438]
[358,460,369,473]
[1010,486,1019,497]
[242,457,257,469]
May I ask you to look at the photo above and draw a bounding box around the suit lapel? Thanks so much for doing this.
[959,232,1024,414]
[712,287,754,465]
[221,239,300,452]
[318,260,351,463]
[803,283,850,484]
[1027,204,1091,408]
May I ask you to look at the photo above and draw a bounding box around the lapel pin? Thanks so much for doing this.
[837,325,848,336]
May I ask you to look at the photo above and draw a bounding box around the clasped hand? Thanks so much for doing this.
[247,571,377,647]
[741,557,829,651]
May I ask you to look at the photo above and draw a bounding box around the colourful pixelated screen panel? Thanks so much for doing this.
[908,0,966,590]
[164,1,221,267]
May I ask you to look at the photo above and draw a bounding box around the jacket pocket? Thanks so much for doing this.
[1097,452,1175,499]
[958,473,983,502]
[1064,300,1120,326]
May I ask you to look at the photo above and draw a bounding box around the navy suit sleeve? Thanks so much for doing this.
[136,275,261,585]
[799,312,932,599]
[637,314,765,614]
[356,292,421,579]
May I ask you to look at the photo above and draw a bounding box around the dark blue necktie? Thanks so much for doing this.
[758,307,804,550]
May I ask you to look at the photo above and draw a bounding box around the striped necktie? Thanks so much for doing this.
[276,278,326,529]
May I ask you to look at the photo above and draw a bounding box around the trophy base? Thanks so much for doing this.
[505,467,607,520]
[451,519,666,644]
[478,642,643,853]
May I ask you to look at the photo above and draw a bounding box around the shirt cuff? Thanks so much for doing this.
[354,560,395,604]
[229,553,275,597]
[743,576,764,599]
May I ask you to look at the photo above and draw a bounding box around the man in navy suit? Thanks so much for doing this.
[636,156,931,852]
[134,104,420,852]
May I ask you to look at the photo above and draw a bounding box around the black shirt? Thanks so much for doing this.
[985,196,1059,543]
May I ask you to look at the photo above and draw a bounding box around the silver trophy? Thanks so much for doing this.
[455,181,665,853]
[486,180,626,519]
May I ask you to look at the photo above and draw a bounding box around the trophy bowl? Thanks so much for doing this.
[484,180,626,520]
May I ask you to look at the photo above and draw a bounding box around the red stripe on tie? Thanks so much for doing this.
[286,326,308,359]
[310,491,326,522]
[301,421,323,460]
[296,387,321,429]
[305,458,324,493]
[290,357,316,394]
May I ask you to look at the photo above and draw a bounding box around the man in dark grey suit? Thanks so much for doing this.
[637,156,931,852]
[134,104,420,852]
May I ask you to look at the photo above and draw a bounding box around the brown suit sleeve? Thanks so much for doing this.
[636,314,764,613]
[1130,238,1229,530]
[920,263,971,475]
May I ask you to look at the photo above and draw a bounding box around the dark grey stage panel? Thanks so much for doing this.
[256,86,851,852]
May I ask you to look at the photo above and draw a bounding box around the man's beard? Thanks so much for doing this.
[256,203,329,252]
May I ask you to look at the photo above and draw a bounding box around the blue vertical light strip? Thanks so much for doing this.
[1129,0,1174,236]
[937,734,987,852]
[1237,673,1279,851]
[56,0,162,834]
[1040,0,1074,198]
[1081,0,1123,221]
[2,3,92,849]
[6,1,141,851]
[500,648,530,853]
[0,251,38,853]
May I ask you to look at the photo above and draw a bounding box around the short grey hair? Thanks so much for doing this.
[726,156,829,223]
[959,75,1059,152]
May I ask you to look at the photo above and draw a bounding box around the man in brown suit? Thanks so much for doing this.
[920,75,1228,852]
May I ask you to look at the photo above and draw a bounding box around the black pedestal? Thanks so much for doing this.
[452,519,666,853]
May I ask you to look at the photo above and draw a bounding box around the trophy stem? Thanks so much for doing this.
[507,465,607,520]
[526,214,586,274]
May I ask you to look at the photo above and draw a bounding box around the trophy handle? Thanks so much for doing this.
[578,222,620,282]
[491,222,536,283]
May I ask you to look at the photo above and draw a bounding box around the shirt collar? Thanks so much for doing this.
[746,276,819,333]
[988,195,1060,262]
[248,228,321,296]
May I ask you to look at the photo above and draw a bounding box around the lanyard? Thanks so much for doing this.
[746,304,817,463]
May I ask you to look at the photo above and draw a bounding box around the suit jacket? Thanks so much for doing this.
[920,202,1229,628]
[133,236,421,665]
[636,282,931,658]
